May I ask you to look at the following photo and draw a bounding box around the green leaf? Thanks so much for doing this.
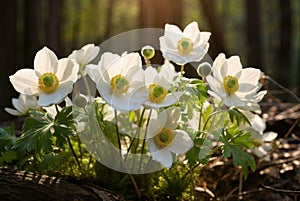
[227,108,251,126]
[53,106,76,148]
[0,125,17,151]
[2,150,17,163]
[223,142,256,178]
[14,110,53,155]
[220,125,256,178]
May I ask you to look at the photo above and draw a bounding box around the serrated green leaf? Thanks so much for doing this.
[14,110,53,155]
[223,142,256,178]
[227,108,251,126]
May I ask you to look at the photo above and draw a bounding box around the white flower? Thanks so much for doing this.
[9,47,79,107]
[144,65,183,109]
[243,111,277,161]
[147,107,194,168]
[68,44,100,68]
[206,53,262,107]
[159,21,211,65]
[86,52,148,111]
[5,94,40,116]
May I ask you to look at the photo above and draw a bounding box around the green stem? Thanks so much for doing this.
[66,135,81,169]
[202,109,226,131]
[198,105,203,131]
[80,70,93,104]
[114,110,121,150]
[138,109,152,172]
[180,64,185,77]
[140,109,152,154]
[126,108,146,155]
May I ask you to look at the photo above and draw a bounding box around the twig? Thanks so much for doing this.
[262,184,300,194]
[263,75,300,103]
[284,119,300,138]
[257,155,300,172]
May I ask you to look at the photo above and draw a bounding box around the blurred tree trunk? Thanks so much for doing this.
[139,0,183,28]
[45,0,62,56]
[0,0,17,122]
[103,0,115,39]
[278,0,291,85]
[245,0,263,69]
[200,0,226,58]
[24,0,43,66]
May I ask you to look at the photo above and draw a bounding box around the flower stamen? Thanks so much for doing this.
[38,73,59,94]
[110,74,130,93]
[177,38,194,55]
[154,128,173,148]
[223,75,239,96]
[148,84,167,103]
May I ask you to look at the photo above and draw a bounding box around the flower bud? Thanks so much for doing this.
[197,62,212,77]
[73,94,88,108]
[141,45,155,60]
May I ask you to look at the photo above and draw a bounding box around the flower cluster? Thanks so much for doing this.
[5,21,274,174]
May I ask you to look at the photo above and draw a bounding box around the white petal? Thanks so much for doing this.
[81,44,100,64]
[199,32,211,44]
[4,108,22,116]
[212,53,227,82]
[226,56,242,76]
[34,47,58,75]
[12,98,22,112]
[107,52,141,77]
[144,66,158,85]
[164,23,183,48]
[262,132,277,141]
[38,81,74,106]
[239,68,261,85]
[98,52,120,74]
[108,82,148,111]
[86,64,101,84]
[168,130,193,154]
[56,58,79,82]
[183,22,201,43]
[253,147,267,157]
[9,69,39,95]
[224,95,245,107]
[148,139,173,168]
[147,114,166,139]
[164,107,181,130]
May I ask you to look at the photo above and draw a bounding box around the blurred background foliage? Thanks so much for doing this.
[0,0,299,121]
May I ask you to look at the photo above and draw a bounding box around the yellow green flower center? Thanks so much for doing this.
[223,75,239,96]
[148,84,167,103]
[251,138,263,147]
[110,74,129,93]
[154,128,174,148]
[38,73,59,94]
[177,38,194,55]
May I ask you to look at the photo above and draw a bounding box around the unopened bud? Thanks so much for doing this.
[141,45,155,60]
[197,62,212,77]
[73,94,88,108]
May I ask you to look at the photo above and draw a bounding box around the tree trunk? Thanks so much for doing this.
[0,167,124,201]
[245,0,263,69]
[0,0,17,122]
[24,0,43,66]
[139,0,183,28]
[45,0,62,57]
[200,0,226,58]
[278,0,291,86]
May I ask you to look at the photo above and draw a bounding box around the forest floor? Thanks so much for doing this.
[194,100,300,201]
